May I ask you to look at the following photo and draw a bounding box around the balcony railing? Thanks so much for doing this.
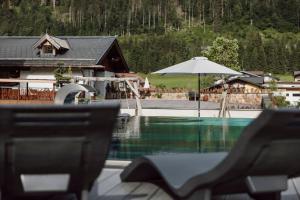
[0,88,55,101]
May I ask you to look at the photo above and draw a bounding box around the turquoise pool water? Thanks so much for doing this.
[108,117,252,160]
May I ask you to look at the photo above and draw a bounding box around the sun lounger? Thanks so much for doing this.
[0,103,119,200]
[121,109,300,200]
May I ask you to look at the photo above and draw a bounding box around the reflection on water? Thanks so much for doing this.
[109,116,252,160]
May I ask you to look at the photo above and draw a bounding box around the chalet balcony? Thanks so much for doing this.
[0,79,56,104]
[0,88,55,101]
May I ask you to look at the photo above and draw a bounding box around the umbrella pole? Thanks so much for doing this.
[198,73,201,152]
[198,73,200,118]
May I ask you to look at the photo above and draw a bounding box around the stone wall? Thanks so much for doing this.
[201,93,263,108]
[148,91,263,108]
[147,92,188,100]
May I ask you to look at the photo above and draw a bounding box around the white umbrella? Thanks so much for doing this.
[144,77,150,89]
[153,57,241,117]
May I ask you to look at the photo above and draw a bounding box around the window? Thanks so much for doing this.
[43,45,53,54]
[292,93,300,97]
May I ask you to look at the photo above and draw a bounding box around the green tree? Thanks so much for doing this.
[290,41,300,71]
[264,40,279,73]
[269,79,278,92]
[54,63,72,87]
[243,31,267,71]
[203,37,241,71]
[1,0,300,75]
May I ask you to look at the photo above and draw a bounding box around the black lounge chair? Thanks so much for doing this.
[0,103,119,200]
[121,109,300,200]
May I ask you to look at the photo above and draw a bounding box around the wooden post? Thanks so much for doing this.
[18,84,20,101]
[218,90,231,118]
[133,81,142,116]
[26,82,29,97]
[198,73,200,117]
[52,83,55,101]
[125,80,142,116]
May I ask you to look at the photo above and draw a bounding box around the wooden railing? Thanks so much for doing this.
[0,88,55,101]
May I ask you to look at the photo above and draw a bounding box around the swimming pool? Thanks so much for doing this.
[108,116,252,160]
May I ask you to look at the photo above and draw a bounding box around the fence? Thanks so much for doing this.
[0,88,55,101]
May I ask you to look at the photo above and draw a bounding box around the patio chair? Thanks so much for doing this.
[0,103,119,200]
[121,109,300,200]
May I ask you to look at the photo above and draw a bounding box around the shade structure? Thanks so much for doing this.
[153,57,241,117]
[153,57,241,75]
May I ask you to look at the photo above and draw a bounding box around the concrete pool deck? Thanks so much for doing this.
[90,167,300,200]
[93,99,262,118]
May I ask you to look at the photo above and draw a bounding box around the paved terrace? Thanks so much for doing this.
[90,168,300,199]
[93,100,262,118]
[93,100,260,110]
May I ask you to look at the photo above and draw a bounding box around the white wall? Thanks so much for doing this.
[20,68,82,89]
[94,71,115,97]
[20,69,54,89]
[19,68,116,94]
[82,69,94,87]
[274,91,300,106]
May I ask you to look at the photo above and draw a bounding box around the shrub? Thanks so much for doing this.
[272,96,290,108]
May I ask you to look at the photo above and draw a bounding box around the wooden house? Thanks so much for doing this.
[206,77,265,94]
[0,34,129,100]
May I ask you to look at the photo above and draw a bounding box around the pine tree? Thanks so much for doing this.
[289,41,300,71]
[264,40,279,73]
[243,30,267,71]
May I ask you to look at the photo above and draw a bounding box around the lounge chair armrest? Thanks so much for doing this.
[246,175,288,194]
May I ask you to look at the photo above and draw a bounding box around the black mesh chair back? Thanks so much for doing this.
[0,103,119,200]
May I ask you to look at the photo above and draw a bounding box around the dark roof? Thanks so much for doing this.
[241,71,261,77]
[238,77,264,85]
[209,76,264,89]
[0,36,128,70]
[226,77,264,88]
[242,70,264,76]
[294,71,300,77]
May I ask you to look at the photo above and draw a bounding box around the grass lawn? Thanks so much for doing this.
[138,73,214,90]
[275,74,294,82]
[138,73,295,90]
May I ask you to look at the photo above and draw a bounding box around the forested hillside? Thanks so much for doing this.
[0,0,300,73]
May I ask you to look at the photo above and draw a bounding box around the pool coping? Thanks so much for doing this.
[120,108,262,118]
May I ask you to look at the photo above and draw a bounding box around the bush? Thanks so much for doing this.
[156,83,166,90]
[272,96,290,108]
[154,93,163,99]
